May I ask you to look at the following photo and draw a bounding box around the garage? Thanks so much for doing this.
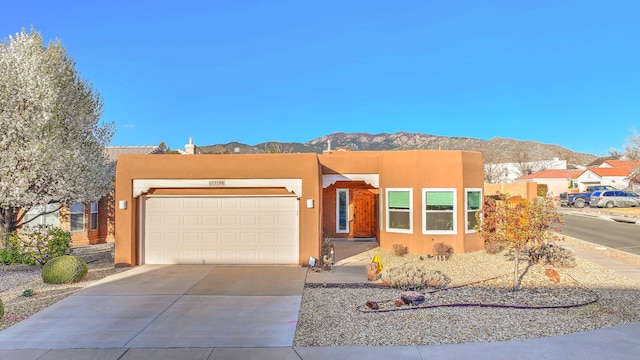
[142,195,300,265]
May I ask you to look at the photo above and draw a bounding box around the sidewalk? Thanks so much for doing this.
[3,239,640,359]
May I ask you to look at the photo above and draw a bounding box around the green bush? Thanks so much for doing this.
[6,226,71,265]
[0,297,4,319]
[0,232,33,265]
[41,255,88,284]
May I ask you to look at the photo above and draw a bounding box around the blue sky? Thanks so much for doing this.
[3,1,639,156]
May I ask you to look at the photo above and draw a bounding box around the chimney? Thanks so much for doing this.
[323,140,332,153]
[185,137,196,155]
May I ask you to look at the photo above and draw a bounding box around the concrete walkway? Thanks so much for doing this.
[2,238,640,359]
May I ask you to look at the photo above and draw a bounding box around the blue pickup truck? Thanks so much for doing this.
[559,185,616,208]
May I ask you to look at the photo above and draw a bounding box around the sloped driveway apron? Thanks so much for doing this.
[0,265,307,350]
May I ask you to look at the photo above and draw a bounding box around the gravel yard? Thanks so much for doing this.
[294,245,640,346]
[2,239,640,346]
[0,243,127,332]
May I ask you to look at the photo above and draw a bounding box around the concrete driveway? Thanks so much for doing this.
[0,265,307,350]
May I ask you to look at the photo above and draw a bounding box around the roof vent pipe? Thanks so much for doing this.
[185,137,196,155]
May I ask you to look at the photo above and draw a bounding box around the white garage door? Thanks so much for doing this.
[143,196,299,265]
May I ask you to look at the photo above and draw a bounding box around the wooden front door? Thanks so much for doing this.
[353,189,376,237]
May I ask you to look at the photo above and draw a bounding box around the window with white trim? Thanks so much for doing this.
[386,188,412,233]
[90,202,98,231]
[465,189,482,233]
[336,189,349,233]
[24,204,60,229]
[422,188,456,234]
[70,203,85,232]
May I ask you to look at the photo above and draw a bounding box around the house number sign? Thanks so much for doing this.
[208,180,226,187]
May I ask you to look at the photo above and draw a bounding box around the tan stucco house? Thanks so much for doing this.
[114,150,485,267]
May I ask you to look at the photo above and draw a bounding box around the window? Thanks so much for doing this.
[336,189,349,233]
[386,188,412,233]
[90,202,98,231]
[423,189,456,234]
[465,189,482,233]
[70,204,85,232]
[24,204,60,229]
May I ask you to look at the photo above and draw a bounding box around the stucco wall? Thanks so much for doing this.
[319,150,484,255]
[484,182,538,200]
[115,153,321,266]
[115,150,485,266]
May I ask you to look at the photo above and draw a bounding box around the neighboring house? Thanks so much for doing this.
[626,168,640,193]
[23,146,163,246]
[585,157,616,168]
[514,169,583,197]
[485,158,567,183]
[23,201,105,246]
[515,160,640,193]
[598,160,640,171]
[573,167,637,191]
[114,150,485,267]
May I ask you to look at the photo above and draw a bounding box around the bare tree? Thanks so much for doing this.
[268,142,296,153]
[607,148,624,160]
[514,148,537,177]
[623,129,640,160]
[481,147,508,183]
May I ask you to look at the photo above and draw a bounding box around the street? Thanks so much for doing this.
[557,211,640,256]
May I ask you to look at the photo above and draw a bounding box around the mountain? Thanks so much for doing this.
[198,132,598,166]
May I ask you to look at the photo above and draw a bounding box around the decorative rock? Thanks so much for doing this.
[545,268,560,283]
[367,263,379,281]
[365,301,379,310]
[401,291,426,306]
[394,300,405,307]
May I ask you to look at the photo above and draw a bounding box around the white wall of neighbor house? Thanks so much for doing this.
[485,158,567,183]
[574,171,629,191]
[540,179,569,197]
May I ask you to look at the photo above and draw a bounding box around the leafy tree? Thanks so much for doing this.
[0,28,114,244]
[158,141,180,154]
[477,196,562,291]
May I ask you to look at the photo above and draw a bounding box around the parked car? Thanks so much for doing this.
[559,185,617,208]
[589,190,640,208]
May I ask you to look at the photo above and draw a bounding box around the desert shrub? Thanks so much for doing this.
[537,184,548,197]
[392,244,409,257]
[484,240,504,255]
[527,243,576,267]
[12,226,71,265]
[321,234,334,265]
[433,242,453,260]
[383,264,450,290]
[0,297,3,319]
[41,255,88,284]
